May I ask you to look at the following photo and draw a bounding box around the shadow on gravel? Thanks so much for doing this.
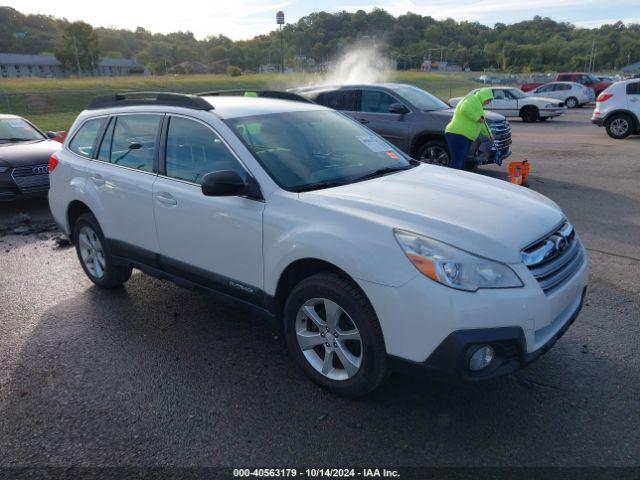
[1,274,638,466]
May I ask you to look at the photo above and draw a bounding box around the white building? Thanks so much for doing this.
[0,53,144,78]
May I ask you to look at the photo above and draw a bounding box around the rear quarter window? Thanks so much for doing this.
[68,117,107,158]
[627,82,640,95]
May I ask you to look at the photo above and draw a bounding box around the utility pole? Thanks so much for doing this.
[587,39,596,73]
[276,11,285,73]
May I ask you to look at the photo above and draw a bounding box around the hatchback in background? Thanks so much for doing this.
[530,82,594,108]
[592,79,640,139]
[0,114,63,201]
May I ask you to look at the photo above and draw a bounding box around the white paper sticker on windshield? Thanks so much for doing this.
[356,135,390,153]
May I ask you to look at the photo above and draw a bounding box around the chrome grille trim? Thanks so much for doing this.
[523,222,584,294]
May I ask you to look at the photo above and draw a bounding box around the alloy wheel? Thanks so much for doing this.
[295,298,363,381]
[610,118,629,137]
[420,146,450,166]
[78,225,106,279]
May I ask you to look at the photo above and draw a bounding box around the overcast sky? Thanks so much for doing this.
[6,0,640,40]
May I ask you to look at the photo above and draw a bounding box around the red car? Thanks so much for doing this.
[522,72,611,96]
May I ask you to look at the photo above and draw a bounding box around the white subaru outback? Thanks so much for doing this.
[48,92,588,397]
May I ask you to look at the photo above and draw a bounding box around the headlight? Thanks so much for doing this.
[394,230,523,291]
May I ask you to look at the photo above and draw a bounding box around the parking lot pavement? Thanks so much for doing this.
[0,108,638,467]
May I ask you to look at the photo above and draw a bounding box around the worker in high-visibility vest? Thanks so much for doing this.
[444,88,493,169]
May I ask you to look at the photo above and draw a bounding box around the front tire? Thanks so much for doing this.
[605,114,633,139]
[283,272,388,397]
[565,97,578,109]
[415,139,450,166]
[73,213,132,289]
[520,106,539,123]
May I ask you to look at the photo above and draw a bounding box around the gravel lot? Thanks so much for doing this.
[0,108,638,468]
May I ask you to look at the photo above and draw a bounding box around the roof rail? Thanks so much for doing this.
[196,89,314,104]
[88,91,213,110]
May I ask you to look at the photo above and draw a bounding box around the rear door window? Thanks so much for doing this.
[627,82,640,95]
[553,84,571,91]
[536,85,554,93]
[106,115,162,172]
[318,90,357,111]
[68,117,107,158]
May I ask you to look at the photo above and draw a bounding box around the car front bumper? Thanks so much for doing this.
[357,243,589,382]
[539,108,566,118]
[0,165,50,201]
[388,286,586,382]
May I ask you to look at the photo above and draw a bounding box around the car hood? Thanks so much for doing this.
[0,139,61,168]
[301,165,564,264]
[526,96,564,105]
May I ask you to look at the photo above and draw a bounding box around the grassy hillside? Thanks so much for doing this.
[1,72,478,131]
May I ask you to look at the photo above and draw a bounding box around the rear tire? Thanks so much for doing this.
[283,272,388,397]
[73,213,132,289]
[415,139,450,167]
[605,114,633,139]
[565,97,578,109]
[520,106,539,123]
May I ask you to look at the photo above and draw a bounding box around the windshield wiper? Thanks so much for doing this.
[295,181,347,192]
[350,165,415,183]
[0,137,35,142]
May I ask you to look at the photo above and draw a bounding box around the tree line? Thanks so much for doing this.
[1,6,638,74]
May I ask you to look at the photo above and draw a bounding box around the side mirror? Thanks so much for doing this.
[388,103,409,114]
[46,131,58,139]
[201,170,251,197]
[129,142,142,150]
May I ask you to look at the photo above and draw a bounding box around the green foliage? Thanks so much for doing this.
[1,6,639,72]
[54,21,100,74]
[227,65,242,76]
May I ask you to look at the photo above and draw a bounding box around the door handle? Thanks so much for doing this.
[155,192,177,206]
[358,118,370,124]
[89,174,105,186]
[631,98,638,102]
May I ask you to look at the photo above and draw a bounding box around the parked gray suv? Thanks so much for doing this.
[292,83,512,167]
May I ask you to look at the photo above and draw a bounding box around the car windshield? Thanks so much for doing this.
[0,118,44,142]
[508,88,526,98]
[226,110,414,192]
[587,74,600,83]
[387,85,449,111]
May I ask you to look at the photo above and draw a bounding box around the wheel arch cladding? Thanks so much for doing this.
[273,258,363,320]
[411,132,445,156]
[605,110,639,129]
[67,200,94,238]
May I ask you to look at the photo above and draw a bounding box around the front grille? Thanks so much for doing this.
[11,164,50,194]
[488,120,512,157]
[522,222,585,294]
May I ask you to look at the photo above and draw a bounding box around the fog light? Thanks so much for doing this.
[469,345,495,371]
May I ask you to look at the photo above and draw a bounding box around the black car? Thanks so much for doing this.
[0,115,62,201]
[291,83,512,167]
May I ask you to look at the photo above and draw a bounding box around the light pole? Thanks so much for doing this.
[276,11,285,73]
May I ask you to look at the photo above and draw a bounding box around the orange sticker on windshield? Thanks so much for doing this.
[386,151,399,159]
